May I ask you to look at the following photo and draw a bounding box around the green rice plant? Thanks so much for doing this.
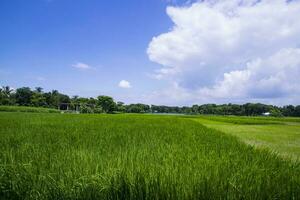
[0,113,299,199]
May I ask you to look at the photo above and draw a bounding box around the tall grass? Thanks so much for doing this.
[0,105,60,113]
[0,113,299,199]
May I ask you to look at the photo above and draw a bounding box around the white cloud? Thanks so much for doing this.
[118,80,131,89]
[147,0,300,104]
[36,76,46,81]
[199,48,300,99]
[72,62,91,70]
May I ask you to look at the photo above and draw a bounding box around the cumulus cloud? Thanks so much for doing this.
[36,76,46,81]
[147,0,300,104]
[118,80,131,89]
[72,62,91,70]
[200,48,300,98]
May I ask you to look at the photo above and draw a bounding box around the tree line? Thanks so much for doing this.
[1,86,300,116]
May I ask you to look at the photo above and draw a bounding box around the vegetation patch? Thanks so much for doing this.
[0,105,60,113]
[1,86,300,116]
[194,116,300,159]
[196,115,284,125]
[0,113,299,199]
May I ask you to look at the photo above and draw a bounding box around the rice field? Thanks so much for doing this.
[193,115,284,125]
[194,116,300,160]
[0,112,299,199]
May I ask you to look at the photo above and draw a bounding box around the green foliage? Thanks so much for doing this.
[97,95,117,113]
[0,113,299,199]
[1,86,300,116]
[126,104,150,113]
[31,87,47,107]
[270,108,283,117]
[117,101,126,113]
[0,86,14,105]
[93,106,103,114]
[15,87,33,106]
[0,105,60,113]
[80,104,94,114]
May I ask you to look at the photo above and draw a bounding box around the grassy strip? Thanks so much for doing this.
[193,115,284,125]
[193,117,300,159]
[252,116,300,123]
[0,105,60,113]
[0,113,299,199]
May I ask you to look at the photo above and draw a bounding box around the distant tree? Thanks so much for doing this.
[2,86,13,96]
[191,105,199,114]
[97,95,116,113]
[0,87,5,105]
[243,103,269,116]
[295,106,300,117]
[48,90,60,108]
[58,94,71,110]
[200,104,217,114]
[71,95,79,103]
[15,87,33,106]
[31,87,46,107]
[126,104,150,113]
[282,105,295,116]
[126,104,142,113]
[80,104,93,114]
[2,85,300,117]
[93,106,103,113]
[77,97,89,104]
[42,90,70,109]
[182,106,192,114]
[35,87,43,93]
[228,104,244,115]
[270,108,283,117]
[88,98,97,105]
[0,86,14,105]
[117,101,126,112]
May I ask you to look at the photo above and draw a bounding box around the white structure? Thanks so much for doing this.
[262,112,271,116]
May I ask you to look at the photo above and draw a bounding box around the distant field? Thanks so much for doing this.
[194,116,300,159]
[198,115,300,124]
[0,112,299,199]
[193,115,284,125]
[0,105,60,113]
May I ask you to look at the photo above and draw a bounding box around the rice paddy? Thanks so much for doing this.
[0,112,299,199]
[194,116,300,160]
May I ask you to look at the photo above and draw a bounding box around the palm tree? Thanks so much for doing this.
[2,86,13,97]
[35,87,43,93]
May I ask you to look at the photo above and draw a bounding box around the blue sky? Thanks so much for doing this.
[1,0,300,105]
[0,0,180,100]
